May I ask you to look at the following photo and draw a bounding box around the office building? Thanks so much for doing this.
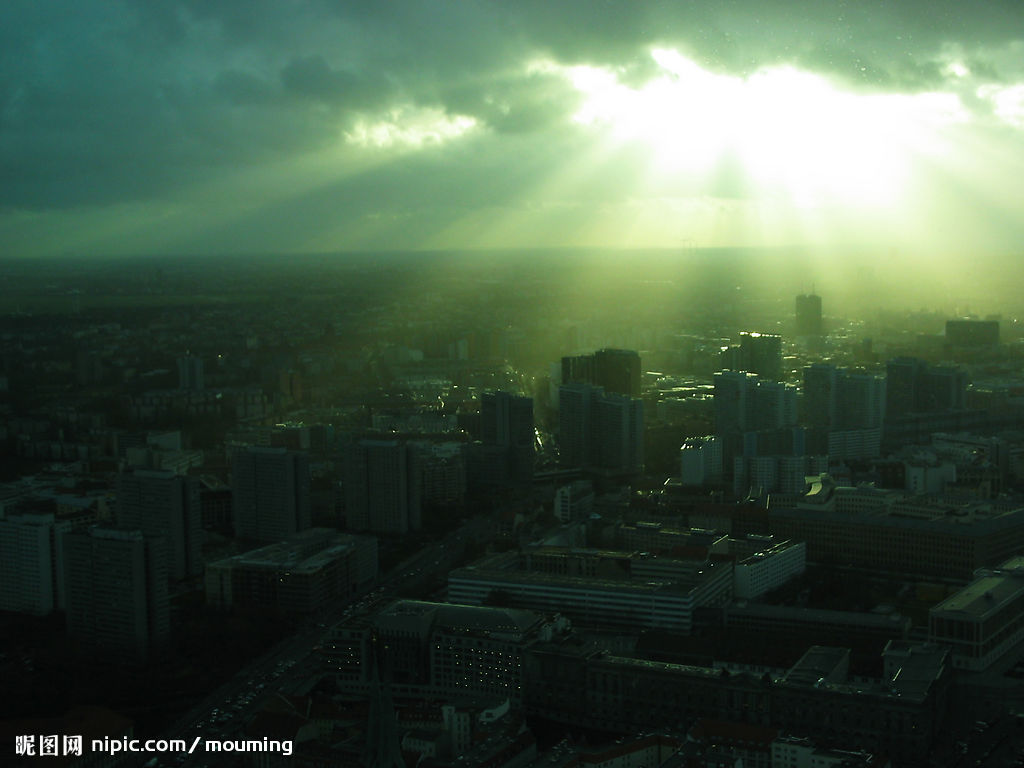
[324,600,553,704]
[116,469,202,583]
[562,349,641,398]
[345,439,421,534]
[232,446,311,542]
[205,528,377,616]
[885,357,967,420]
[63,527,169,662]
[680,436,723,487]
[946,318,999,347]
[554,481,594,522]
[523,639,949,765]
[0,511,71,615]
[479,391,534,485]
[739,332,783,381]
[177,353,204,391]
[795,293,823,336]
[559,383,643,475]
[929,555,1024,671]
[448,549,733,634]
[714,372,796,435]
[767,477,1024,579]
[803,364,885,431]
[731,538,806,599]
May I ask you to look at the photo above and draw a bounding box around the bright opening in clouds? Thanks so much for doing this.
[0,0,1022,262]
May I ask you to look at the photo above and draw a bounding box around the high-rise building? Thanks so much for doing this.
[680,437,723,487]
[177,353,204,391]
[803,365,885,430]
[345,440,421,534]
[0,511,71,615]
[739,332,783,381]
[480,391,535,485]
[795,294,823,336]
[63,527,169,661]
[945,319,999,348]
[232,446,311,542]
[593,348,642,398]
[713,370,759,434]
[559,383,643,474]
[562,349,641,398]
[885,358,966,420]
[117,469,202,583]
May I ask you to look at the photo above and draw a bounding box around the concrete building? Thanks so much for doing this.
[63,526,169,662]
[479,391,534,486]
[680,436,723,487]
[559,383,644,475]
[448,549,733,634]
[795,293,823,337]
[928,555,1024,671]
[323,600,554,704]
[562,349,642,398]
[946,318,999,348]
[116,469,202,583]
[731,538,806,600]
[767,477,1024,579]
[0,511,71,615]
[205,528,377,616]
[554,481,594,523]
[232,446,311,542]
[345,439,421,534]
[523,639,949,765]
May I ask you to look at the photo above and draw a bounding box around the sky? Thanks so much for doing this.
[2,0,1023,264]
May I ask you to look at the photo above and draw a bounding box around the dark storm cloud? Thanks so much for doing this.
[1,0,1022,217]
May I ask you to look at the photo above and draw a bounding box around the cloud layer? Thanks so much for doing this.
[1,0,1023,257]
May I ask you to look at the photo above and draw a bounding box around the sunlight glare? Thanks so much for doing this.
[564,49,968,209]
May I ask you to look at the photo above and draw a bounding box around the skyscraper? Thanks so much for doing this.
[232,446,311,542]
[795,294,823,336]
[63,526,169,661]
[739,332,783,381]
[177,353,204,391]
[480,391,535,485]
[562,349,641,398]
[559,382,643,474]
[345,440,421,534]
[117,469,202,583]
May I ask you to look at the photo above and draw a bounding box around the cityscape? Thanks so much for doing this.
[3,3,1024,768]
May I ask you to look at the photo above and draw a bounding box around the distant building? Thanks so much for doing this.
[559,383,643,475]
[324,599,554,704]
[946,318,999,347]
[680,436,723,487]
[345,439,421,534]
[802,364,885,431]
[739,332,783,381]
[768,476,1024,579]
[554,481,594,523]
[714,371,796,434]
[205,528,377,616]
[63,527,169,662]
[231,446,311,542]
[116,469,202,583]
[479,391,534,486]
[929,555,1024,671]
[885,357,966,420]
[448,549,733,634]
[0,511,72,615]
[177,353,204,391]
[562,349,641,398]
[795,293,823,336]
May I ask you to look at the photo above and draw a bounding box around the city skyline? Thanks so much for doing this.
[1,1,1022,269]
